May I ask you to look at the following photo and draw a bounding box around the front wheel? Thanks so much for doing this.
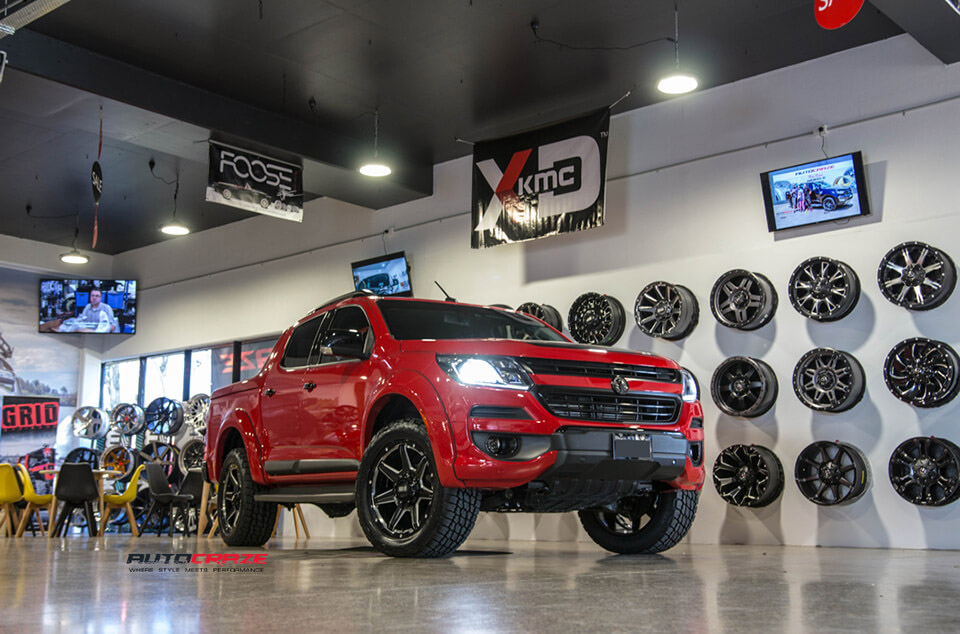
[579,489,699,554]
[356,419,480,557]
[218,448,277,547]
[821,196,838,211]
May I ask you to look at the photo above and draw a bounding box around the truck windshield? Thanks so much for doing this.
[378,300,567,342]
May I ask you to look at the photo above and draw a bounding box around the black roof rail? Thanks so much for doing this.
[314,289,376,311]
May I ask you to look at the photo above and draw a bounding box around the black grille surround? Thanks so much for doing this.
[534,386,681,425]
[519,358,681,384]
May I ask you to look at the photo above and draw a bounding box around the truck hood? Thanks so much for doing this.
[399,338,680,370]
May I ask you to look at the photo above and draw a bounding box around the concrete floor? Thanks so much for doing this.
[0,536,958,633]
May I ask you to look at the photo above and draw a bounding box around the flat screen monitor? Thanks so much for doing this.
[39,279,137,334]
[351,252,412,297]
[760,151,870,232]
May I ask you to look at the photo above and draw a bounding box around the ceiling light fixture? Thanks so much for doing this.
[359,110,391,177]
[157,164,190,236]
[59,218,89,265]
[657,1,698,95]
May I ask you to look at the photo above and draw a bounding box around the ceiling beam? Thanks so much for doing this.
[870,0,960,64]
[0,29,433,209]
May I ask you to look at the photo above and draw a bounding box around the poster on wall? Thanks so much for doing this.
[2,396,60,434]
[471,108,609,248]
[206,141,304,222]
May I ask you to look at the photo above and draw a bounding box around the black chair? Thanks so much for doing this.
[142,463,195,537]
[52,463,99,537]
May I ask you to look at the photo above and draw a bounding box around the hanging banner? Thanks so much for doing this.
[1,396,60,433]
[206,141,304,222]
[471,109,608,248]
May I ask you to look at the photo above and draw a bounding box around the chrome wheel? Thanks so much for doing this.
[878,241,956,310]
[71,407,110,439]
[568,292,626,346]
[111,403,146,436]
[184,394,211,434]
[368,440,436,540]
[710,270,778,331]
[788,257,860,321]
[219,462,242,533]
[889,437,960,507]
[795,441,870,506]
[634,281,699,340]
[711,356,778,418]
[793,348,865,413]
[883,338,960,408]
[713,444,784,507]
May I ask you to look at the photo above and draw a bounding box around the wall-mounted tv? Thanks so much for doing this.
[351,252,412,297]
[760,151,870,232]
[39,279,137,334]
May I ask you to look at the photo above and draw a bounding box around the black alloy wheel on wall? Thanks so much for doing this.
[883,338,960,408]
[63,447,101,470]
[713,444,785,508]
[710,270,778,331]
[710,357,779,418]
[516,302,564,332]
[888,437,960,507]
[145,397,185,435]
[788,257,861,321]
[792,348,866,413]
[795,441,871,506]
[634,281,700,340]
[567,293,627,346]
[877,241,957,310]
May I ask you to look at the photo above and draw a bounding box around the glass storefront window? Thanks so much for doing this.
[189,345,234,397]
[143,352,185,404]
[239,338,279,381]
[101,359,140,411]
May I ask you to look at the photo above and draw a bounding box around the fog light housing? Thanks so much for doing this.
[485,435,519,458]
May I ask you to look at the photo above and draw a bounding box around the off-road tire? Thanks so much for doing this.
[578,489,699,554]
[218,448,277,547]
[356,419,480,558]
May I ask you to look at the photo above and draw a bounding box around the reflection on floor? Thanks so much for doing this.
[0,537,958,632]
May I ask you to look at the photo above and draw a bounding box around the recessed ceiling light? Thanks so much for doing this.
[359,162,392,177]
[160,221,190,236]
[59,248,89,265]
[657,72,698,95]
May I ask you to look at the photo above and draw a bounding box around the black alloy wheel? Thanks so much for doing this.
[138,441,181,481]
[788,257,861,321]
[178,438,206,474]
[792,348,866,413]
[821,196,838,212]
[63,447,101,470]
[368,440,435,540]
[218,448,277,547]
[710,357,779,418]
[517,302,564,332]
[578,489,699,554]
[877,241,957,310]
[111,403,147,436]
[710,270,778,331]
[883,338,960,408]
[145,397,185,435]
[795,441,870,506]
[888,437,960,507]
[634,282,700,340]
[567,292,627,346]
[713,445,784,508]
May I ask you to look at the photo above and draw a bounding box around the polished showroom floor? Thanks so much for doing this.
[0,535,957,632]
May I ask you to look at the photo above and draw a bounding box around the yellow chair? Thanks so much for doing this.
[99,464,145,538]
[15,464,53,537]
[0,464,23,537]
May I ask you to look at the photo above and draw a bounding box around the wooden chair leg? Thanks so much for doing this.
[99,505,112,536]
[271,506,281,538]
[36,508,46,536]
[296,505,310,539]
[124,503,139,538]
[207,517,219,538]
[15,503,32,537]
[292,507,301,540]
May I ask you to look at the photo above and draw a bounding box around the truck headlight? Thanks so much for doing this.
[681,368,699,403]
[436,355,532,390]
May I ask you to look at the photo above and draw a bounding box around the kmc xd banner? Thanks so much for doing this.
[207,141,304,222]
[471,109,609,248]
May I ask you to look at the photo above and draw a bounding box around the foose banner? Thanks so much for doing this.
[471,109,609,248]
[206,141,304,222]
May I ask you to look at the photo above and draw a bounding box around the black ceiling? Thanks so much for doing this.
[0,0,915,254]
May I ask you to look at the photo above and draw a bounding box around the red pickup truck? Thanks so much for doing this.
[204,291,704,557]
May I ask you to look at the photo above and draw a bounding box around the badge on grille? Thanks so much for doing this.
[611,375,630,395]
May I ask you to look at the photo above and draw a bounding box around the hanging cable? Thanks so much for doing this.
[530,18,674,51]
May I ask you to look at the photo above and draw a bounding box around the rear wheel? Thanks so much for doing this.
[356,419,480,557]
[578,489,698,554]
[218,448,277,547]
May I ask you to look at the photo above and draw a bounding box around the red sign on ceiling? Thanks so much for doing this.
[815,0,865,30]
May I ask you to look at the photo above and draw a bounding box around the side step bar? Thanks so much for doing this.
[254,484,355,504]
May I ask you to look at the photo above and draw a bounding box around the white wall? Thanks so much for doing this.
[91,34,960,549]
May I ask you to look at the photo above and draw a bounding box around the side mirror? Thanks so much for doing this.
[320,329,367,359]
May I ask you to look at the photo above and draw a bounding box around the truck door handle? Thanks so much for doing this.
[303,382,316,392]
[265,388,276,397]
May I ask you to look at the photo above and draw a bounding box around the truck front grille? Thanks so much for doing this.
[520,358,680,384]
[535,387,681,424]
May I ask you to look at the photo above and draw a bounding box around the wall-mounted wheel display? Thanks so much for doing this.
[710,357,778,418]
[792,348,866,413]
[788,257,860,321]
[70,407,110,439]
[110,403,146,436]
[795,441,870,506]
[178,438,206,474]
[883,338,960,408]
[516,302,564,332]
[184,394,211,432]
[713,444,784,507]
[100,444,137,481]
[137,441,181,480]
[145,397,185,435]
[878,241,956,310]
[710,269,778,330]
[63,447,101,469]
[567,292,626,346]
[634,281,699,340]
[888,437,960,507]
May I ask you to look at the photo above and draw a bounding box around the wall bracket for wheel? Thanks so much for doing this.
[795,441,870,506]
[792,348,865,413]
[710,356,778,418]
[877,241,956,310]
[634,281,699,340]
[710,270,777,330]
[713,444,784,507]
[788,257,860,321]
[883,338,960,408]
[567,293,626,346]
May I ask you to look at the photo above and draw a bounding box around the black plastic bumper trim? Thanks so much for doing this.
[468,406,532,420]
[264,459,360,476]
